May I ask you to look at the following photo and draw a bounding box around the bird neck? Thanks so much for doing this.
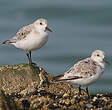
[91,57,105,69]
[96,61,105,69]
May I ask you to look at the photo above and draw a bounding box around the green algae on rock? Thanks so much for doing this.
[0,64,51,94]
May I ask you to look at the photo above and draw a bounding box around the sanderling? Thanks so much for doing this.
[54,50,109,96]
[3,18,52,64]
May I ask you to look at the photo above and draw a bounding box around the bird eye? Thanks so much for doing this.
[40,23,42,25]
[97,54,100,57]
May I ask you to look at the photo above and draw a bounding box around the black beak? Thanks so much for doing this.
[46,27,52,32]
[103,58,110,65]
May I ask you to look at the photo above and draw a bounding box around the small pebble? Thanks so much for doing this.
[93,96,97,102]
[85,104,93,108]
[48,104,55,109]
[22,99,30,108]
[39,90,48,96]
[63,93,69,98]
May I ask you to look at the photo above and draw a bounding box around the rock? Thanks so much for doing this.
[0,64,111,110]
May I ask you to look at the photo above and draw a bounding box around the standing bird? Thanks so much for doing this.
[53,50,109,96]
[3,18,52,64]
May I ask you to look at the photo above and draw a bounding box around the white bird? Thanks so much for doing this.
[53,50,109,96]
[3,18,52,64]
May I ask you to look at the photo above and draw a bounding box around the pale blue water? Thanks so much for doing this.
[0,0,112,93]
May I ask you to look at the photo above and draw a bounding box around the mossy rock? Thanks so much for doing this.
[0,64,51,94]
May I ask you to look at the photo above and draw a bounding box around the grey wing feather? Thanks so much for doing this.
[64,58,97,78]
[3,24,33,44]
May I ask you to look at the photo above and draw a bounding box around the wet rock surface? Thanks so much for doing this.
[0,64,112,110]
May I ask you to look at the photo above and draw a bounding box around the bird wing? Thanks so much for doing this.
[3,24,33,44]
[15,24,33,40]
[64,58,98,80]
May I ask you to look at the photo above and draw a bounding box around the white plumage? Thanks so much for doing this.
[3,18,52,64]
[54,50,108,96]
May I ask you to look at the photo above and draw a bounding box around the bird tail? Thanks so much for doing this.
[53,74,64,81]
[53,74,83,82]
[2,40,11,44]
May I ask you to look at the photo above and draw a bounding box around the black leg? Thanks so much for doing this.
[78,85,82,96]
[26,51,32,64]
[86,87,90,97]
[29,51,31,60]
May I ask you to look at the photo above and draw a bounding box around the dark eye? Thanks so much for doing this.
[97,54,100,57]
[40,23,42,25]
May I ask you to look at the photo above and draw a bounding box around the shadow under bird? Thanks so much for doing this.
[53,50,109,96]
[3,18,52,64]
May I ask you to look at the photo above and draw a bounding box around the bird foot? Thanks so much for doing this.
[29,62,37,66]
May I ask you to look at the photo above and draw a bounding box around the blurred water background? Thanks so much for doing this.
[0,0,112,93]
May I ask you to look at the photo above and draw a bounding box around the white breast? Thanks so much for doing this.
[13,32,48,51]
